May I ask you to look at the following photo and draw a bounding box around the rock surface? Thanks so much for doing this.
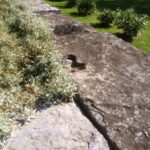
[23,0,150,150]
[4,103,109,150]
[25,0,60,13]
[54,23,84,35]
[59,32,150,150]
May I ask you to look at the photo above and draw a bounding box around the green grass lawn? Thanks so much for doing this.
[45,0,150,54]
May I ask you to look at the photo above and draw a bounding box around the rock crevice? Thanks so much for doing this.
[74,94,120,150]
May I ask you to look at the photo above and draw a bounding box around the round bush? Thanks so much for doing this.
[114,8,147,39]
[77,0,95,16]
[97,9,114,27]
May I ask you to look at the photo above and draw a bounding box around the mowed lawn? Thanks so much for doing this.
[46,0,150,54]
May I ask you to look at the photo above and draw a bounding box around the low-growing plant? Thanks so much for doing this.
[114,8,147,40]
[77,0,95,16]
[0,116,11,149]
[0,0,76,148]
[97,9,115,27]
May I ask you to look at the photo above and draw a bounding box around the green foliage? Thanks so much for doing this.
[66,0,77,7]
[0,0,76,148]
[0,116,11,149]
[77,0,95,16]
[97,9,114,27]
[46,0,150,53]
[114,8,147,39]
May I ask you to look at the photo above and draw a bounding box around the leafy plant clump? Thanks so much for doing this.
[114,8,147,40]
[97,9,115,27]
[0,0,76,148]
[77,0,95,16]
[0,116,11,149]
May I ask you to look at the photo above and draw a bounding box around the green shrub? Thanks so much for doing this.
[97,9,114,27]
[77,0,95,16]
[0,116,11,149]
[66,0,77,7]
[0,0,76,148]
[114,8,147,39]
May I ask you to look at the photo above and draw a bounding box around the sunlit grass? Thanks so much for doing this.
[133,21,150,54]
[46,0,150,54]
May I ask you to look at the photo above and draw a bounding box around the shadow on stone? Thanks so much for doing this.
[74,94,120,150]
[67,54,86,70]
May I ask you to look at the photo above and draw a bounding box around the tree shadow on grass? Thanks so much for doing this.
[70,12,87,17]
[90,22,111,28]
[90,23,133,42]
[96,0,150,15]
[56,4,75,9]
[58,5,69,9]
[49,0,65,2]
[115,32,133,42]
